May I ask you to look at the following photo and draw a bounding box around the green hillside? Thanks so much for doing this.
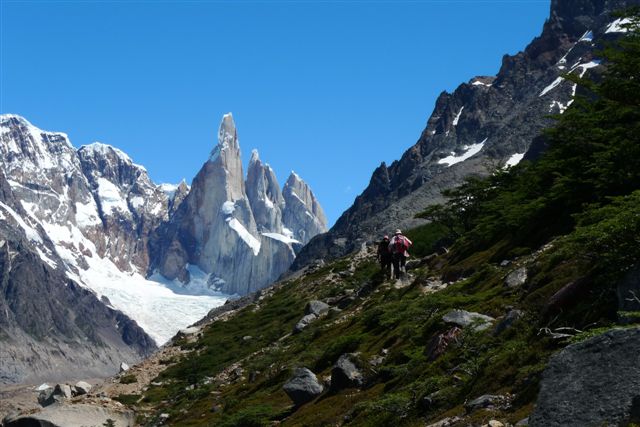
[129,14,640,427]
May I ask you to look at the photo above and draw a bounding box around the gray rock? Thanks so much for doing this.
[305,300,330,316]
[505,267,527,288]
[464,394,505,413]
[493,309,524,336]
[119,362,130,372]
[530,327,640,427]
[74,381,92,395]
[330,353,364,391]
[3,403,135,427]
[37,388,55,406]
[442,309,495,331]
[425,417,462,427]
[515,418,529,426]
[293,314,317,334]
[283,367,324,406]
[53,384,72,400]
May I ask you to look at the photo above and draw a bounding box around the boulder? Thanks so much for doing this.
[293,314,317,333]
[493,309,524,336]
[330,353,364,391]
[529,327,640,426]
[464,394,506,413]
[442,310,495,331]
[505,267,527,288]
[74,381,92,396]
[119,362,130,372]
[283,367,324,406]
[37,387,56,407]
[305,300,330,317]
[54,384,72,399]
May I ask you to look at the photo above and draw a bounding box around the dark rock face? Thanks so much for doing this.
[530,327,640,426]
[330,354,364,391]
[292,0,640,270]
[282,367,324,406]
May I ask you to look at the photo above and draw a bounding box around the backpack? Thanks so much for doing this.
[393,236,409,254]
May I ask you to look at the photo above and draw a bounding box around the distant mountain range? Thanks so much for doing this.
[0,113,327,383]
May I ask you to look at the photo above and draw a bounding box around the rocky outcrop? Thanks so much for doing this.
[282,172,327,245]
[442,309,495,331]
[150,114,327,295]
[292,0,640,270]
[530,327,640,426]
[78,143,168,273]
[330,354,364,391]
[283,367,324,406]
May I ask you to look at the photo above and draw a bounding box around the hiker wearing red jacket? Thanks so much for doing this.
[389,229,412,280]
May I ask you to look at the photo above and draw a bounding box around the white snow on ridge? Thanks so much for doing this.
[606,17,632,33]
[262,232,300,245]
[505,152,525,167]
[579,30,593,42]
[576,60,601,78]
[438,138,487,167]
[159,183,178,197]
[75,201,102,228]
[96,178,129,215]
[227,218,261,255]
[539,76,564,97]
[0,201,42,243]
[452,106,464,126]
[221,201,236,215]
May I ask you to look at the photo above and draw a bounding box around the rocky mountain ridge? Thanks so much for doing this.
[149,113,328,295]
[293,0,640,270]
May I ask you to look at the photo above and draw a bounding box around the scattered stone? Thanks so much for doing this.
[283,367,324,406]
[487,421,505,427]
[74,381,92,395]
[465,394,505,413]
[242,335,252,341]
[330,353,364,391]
[493,309,524,336]
[305,300,330,316]
[515,418,529,426]
[179,326,200,335]
[160,413,170,420]
[119,362,130,372]
[35,383,51,392]
[425,416,462,427]
[500,260,511,267]
[293,314,317,333]
[443,309,495,331]
[505,267,527,288]
[530,327,640,426]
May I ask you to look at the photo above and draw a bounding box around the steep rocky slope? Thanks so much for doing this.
[293,0,640,270]
[150,113,327,295]
[0,169,156,385]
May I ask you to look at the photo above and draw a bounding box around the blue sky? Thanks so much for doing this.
[1,0,550,226]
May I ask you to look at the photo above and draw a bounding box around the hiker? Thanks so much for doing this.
[389,229,412,279]
[376,235,392,280]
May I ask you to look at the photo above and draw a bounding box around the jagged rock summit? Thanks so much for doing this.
[293,0,640,270]
[150,113,328,295]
